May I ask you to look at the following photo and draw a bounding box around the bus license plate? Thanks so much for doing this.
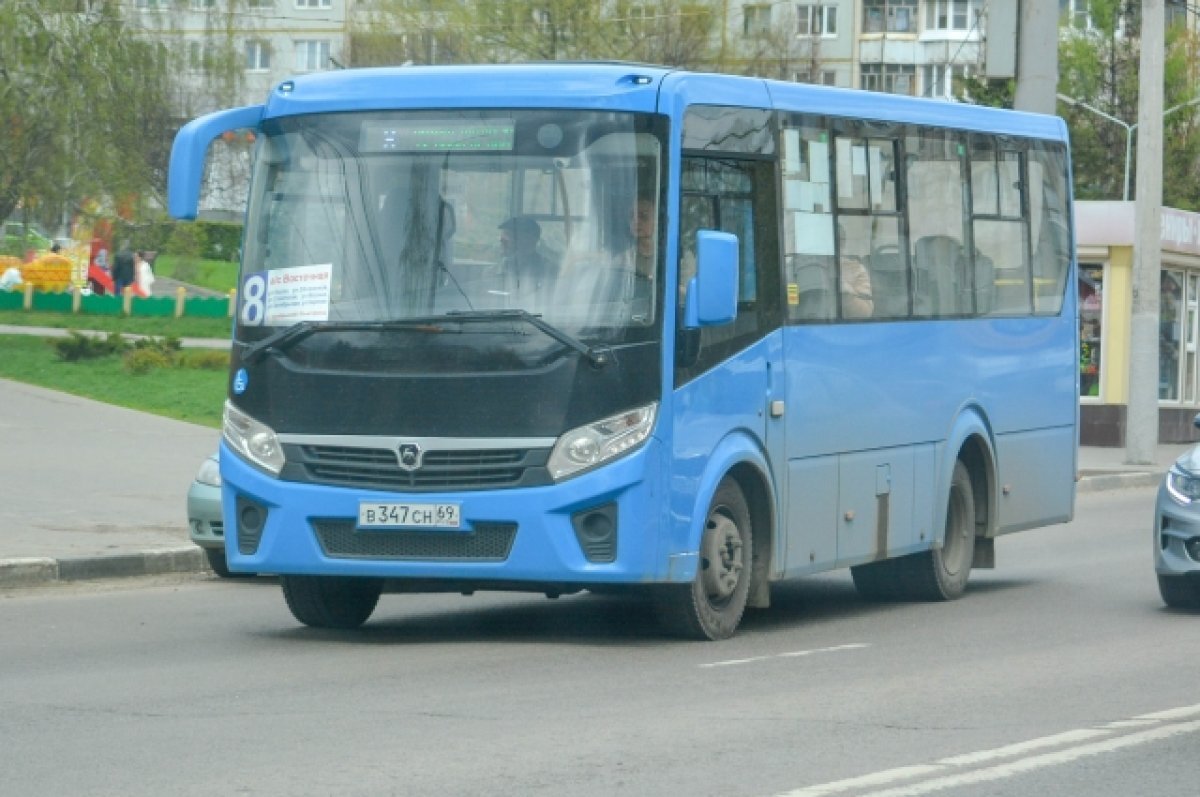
[358,502,461,530]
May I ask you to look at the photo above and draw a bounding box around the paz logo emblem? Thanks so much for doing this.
[397,443,422,471]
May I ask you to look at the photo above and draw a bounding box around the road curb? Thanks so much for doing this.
[1076,471,1163,493]
[1,547,207,589]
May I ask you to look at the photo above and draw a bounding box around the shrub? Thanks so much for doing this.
[131,335,182,355]
[51,331,127,361]
[124,347,174,375]
[165,223,207,259]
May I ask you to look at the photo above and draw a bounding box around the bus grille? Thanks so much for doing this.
[312,520,517,561]
[286,444,551,492]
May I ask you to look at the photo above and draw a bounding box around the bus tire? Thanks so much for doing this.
[852,460,975,602]
[656,477,752,640]
[282,575,382,629]
[909,459,975,600]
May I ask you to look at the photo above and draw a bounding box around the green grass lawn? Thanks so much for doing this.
[0,335,227,427]
[153,254,240,293]
[0,309,232,338]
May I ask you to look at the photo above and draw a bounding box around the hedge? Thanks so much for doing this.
[112,220,244,262]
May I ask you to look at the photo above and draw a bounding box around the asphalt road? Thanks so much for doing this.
[1,485,1196,797]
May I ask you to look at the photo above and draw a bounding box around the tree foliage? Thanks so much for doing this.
[352,1,720,70]
[1057,0,1200,208]
[0,1,181,233]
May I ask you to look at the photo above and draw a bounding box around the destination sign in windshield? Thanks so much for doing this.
[361,120,516,153]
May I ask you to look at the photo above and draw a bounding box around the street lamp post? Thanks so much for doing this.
[1056,93,1200,201]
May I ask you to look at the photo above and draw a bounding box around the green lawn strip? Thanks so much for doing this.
[153,254,240,293]
[0,335,226,428]
[0,309,231,339]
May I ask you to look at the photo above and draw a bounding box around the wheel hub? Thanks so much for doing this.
[700,511,743,602]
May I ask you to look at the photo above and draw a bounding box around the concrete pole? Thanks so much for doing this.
[1013,0,1059,114]
[1126,1,1164,464]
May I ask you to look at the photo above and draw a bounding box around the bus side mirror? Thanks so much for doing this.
[168,105,265,220]
[683,230,738,329]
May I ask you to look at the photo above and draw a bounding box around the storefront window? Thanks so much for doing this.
[1161,269,1183,401]
[1079,264,1103,397]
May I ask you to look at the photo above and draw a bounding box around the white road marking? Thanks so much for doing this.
[936,728,1111,767]
[700,643,870,669]
[774,705,1200,797]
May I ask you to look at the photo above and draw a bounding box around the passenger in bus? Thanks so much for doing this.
[838,225,873,318]
[618,195,658,286]
[498,216,555,300]
[608,194,658,319]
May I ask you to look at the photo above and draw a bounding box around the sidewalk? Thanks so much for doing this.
[0,373,1191,590]
[0,323,230,350]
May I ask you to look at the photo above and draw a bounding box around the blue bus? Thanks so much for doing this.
[169,64,1077,639]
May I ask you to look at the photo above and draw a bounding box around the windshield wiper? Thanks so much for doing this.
[241,311,609,368]
[445,309,611,368]
[240,319,443,364]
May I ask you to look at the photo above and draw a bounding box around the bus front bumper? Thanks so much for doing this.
[218,439,679,586]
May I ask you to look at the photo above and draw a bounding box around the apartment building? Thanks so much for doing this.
[734,0,987,98]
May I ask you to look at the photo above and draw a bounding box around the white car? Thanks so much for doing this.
[187,453,253,578]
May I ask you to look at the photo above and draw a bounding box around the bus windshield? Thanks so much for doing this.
[237,109,665,345]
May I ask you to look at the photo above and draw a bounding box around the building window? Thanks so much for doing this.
[1060,0,1091,30]
[295,40,330,71]
[245,40,271,71]
[1167,0,1188,27]
[926,0,979,31]
[186,41,218,72]
[922,63,969,99]
[861,63,915,95]
[295,0,331,8]
[797,4,837,36]
[1079,264,1103,398]
[247,0,274,7]
[744,4,772,36]
[863,0,917,33]
[821,70,837,86]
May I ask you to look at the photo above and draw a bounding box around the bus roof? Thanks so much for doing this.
[259,63,1067,143]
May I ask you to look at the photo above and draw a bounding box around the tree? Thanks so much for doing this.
[351,1,719,70]
[0,1,186,234]
[1056,0,1200,207]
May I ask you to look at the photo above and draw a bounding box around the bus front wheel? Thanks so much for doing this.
[657,478,752,640]
[282,575,383,629]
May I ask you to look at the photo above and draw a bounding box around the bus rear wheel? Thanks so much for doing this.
[282,575,383,629]
[852,460,975,601]
[657,478,752,640]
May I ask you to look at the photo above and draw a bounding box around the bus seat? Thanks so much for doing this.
[789,255,835,321]
[867,245,907,318]
[914,235,965,315]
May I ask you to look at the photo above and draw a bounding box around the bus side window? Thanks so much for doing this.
[971,139,1031,316]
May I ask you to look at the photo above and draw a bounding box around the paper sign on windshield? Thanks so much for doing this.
[239,264,332,326]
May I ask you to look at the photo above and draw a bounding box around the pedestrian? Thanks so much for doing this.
[112,242,135,296]
[135,251,155,295]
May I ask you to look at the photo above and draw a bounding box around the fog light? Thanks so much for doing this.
[236,496,268,555]
[571,503,618,563]
[1186,537,1200,562]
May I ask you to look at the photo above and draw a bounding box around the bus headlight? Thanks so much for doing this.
[549,403,657,481]
[1166,466,1200,505]
[222,400,285,476]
